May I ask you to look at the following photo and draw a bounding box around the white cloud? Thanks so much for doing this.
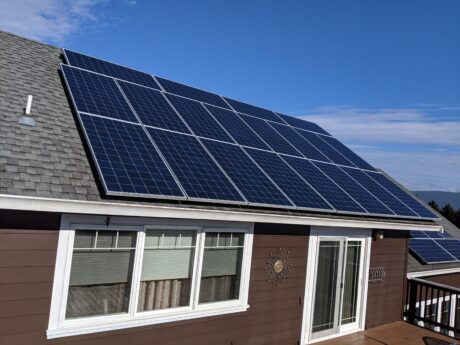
[0,0,107,44]
[298,105,460,146]
[296,105,460,192]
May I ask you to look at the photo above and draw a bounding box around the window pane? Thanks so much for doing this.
[341,241,361,325]
[199,232,244,304]
[138,230,196,311]
[66,230,136,319]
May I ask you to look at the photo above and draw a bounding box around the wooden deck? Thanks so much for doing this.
[317,322,459,345]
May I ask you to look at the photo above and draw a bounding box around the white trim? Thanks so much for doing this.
[47,214,253,338]
[407,267,460,279]
[300,226,372,344]
[0,194,443,232]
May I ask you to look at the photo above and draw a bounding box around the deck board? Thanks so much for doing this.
[317,322,459,345]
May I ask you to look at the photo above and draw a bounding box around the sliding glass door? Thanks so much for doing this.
[310,237,365,341]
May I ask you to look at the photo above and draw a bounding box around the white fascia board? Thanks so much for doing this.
[407,267,460,279]
[0,194,442,232]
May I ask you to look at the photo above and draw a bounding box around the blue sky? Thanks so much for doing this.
[1,0,459,191]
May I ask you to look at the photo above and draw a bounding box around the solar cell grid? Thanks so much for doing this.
[295,129,355,167]
[366,172,438,219]
[62,65,138,123]
[155,77,230,109]
[118,81,190,133]
[269,122,332,162]
[409,239,456,264]
[320,136,376,171]
[166,94,234,143]
[341,167,417,217]
[80,114,184,197]
[147,129,244,203]
[283,156,366,213]
[202,140,293,207]
[277,113,331,136]
[313,162,393,215]
[224,97,284,123]
[64,49,161,90]
[240,114,302,156]
[204,105,270,150]
[245,148,333,211]
[435,239,460,260]
[409,231,429,238]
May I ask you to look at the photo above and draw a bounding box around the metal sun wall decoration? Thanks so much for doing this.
[265,247,293,287]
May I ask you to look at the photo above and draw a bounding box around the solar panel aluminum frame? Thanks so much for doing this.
[277,155,382,217]
[62,49,160,91]
[242,147,337,214]
[410,240,458,264]
[361,170,439,220]
[222,97,287,125]
[60,63,187,201]
[337,165,439,221]
[114,79,250,207]
[274,112,334,137]
[310,161,399,218]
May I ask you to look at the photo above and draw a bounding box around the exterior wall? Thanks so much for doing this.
[365,230,408,329]
[424,273,460,289]
[0,214,310,345]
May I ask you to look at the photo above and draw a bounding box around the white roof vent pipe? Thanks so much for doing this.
[18,94,36,126]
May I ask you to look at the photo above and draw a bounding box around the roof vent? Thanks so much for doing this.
[18,95,36,126]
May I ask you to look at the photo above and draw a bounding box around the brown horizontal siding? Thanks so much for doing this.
[365,230,408,329]
[0,219,310,345]
[424,272,460,289]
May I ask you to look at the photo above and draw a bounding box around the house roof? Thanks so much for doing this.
[0,30,441,231]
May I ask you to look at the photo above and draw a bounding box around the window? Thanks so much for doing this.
[48,217,253,338]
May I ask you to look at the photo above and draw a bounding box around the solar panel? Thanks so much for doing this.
[245,148,333,211]
[64,49,161,90]
[166,94,234,143]
[61,49,438,220]
[294,128,356,167]
[118,81,190,133]
[156,77,230,109]
[204,105,270,150]
[268,122,332,162]
[366,172,438,219]
[409,239,456,264]
[147,128,244,203]
[79,114,184,198]
[277,113,331,136]
[341,167,417,217]
[410,231,430,238]
[202,140,293,207]
[313,162,394,215]
[224,97,284,123]
[62,65,138,123]
[319,136,376,171]
[435,239,460,260]
[240,114,302,156]
[283,156,366,213]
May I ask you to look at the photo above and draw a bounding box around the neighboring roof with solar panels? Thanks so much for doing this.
[0,31,442,231]
[57,47,438,221]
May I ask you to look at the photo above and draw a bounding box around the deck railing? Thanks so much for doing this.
[405,277,460,338]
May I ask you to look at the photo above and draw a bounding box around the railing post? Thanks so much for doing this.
[407,279,418,324]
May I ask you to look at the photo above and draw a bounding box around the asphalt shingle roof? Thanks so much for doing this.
[0,30,442,227]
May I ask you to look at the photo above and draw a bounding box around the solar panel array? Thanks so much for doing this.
[409,231,460,264]
[61,48,438,220]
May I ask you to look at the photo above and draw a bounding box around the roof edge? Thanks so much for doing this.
[0,194,442,231]
[407,267,460,278]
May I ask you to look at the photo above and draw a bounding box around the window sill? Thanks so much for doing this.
[47,304,250,339]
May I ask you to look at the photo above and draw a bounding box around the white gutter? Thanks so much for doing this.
[407,267,460,279]
[0,194,442,232]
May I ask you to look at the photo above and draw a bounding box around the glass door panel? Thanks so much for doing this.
[311,240,343,339]
[340,241,362,326]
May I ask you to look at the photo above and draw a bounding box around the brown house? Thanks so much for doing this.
[0,31,449,345]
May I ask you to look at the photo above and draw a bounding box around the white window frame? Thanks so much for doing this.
[47,214,253,339]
